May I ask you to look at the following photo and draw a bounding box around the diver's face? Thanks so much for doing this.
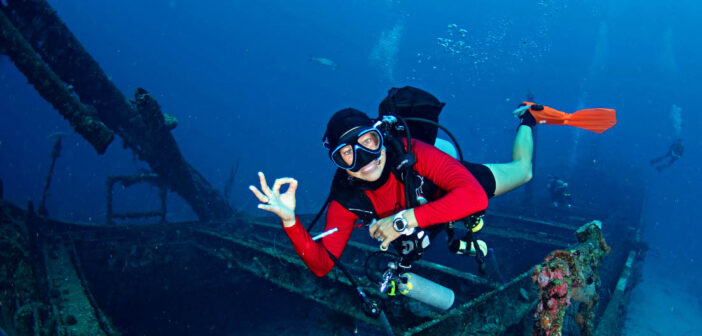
[346,149,386,182]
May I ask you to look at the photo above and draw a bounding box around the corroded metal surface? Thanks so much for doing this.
[0,9,113,153]
[531,222,610,336]
[189,228,496,333]
[1,197,640,336]
[0,200,118,335]
[43,241,118,336]
[1,0,233,221]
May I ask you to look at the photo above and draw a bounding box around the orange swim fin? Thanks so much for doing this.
[522,102,617,134]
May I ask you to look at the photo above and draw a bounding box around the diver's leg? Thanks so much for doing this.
[658,156,678,171]
[485,125,533,197]
[651,147,675,165]
[653,151,680,171]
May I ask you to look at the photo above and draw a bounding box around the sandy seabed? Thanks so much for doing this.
[622,253,702,336]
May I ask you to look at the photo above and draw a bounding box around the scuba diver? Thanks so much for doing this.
[248,87,616,314]
[650,138,683,172]
[546,176,572,208]
[250,89,537,278]
[650,104,683,172]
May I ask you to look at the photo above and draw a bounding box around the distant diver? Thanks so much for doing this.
[650,104,683,172]
[650,138,683,172]
[249,87,615,312]
[547,176,572,208]
[308,56,338,69]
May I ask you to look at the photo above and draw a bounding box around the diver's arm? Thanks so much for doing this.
[411,140,488,228]
[283,201,357,277]
[282,217,335,277]
[250,172,357,277]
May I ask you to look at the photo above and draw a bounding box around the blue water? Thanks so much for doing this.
[1,0,701,334]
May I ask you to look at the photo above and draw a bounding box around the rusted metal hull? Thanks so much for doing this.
[0,199,644,335]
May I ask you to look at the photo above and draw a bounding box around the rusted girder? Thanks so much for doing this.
[0,9,113,153]
[1,1,233,222]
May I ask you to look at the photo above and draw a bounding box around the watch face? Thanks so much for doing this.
[393,217,407,232]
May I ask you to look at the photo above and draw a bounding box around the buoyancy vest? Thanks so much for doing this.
[325,85,448,225]
[326,86,488,270]
[328,140,440,225]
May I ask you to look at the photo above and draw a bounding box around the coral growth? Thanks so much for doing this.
[532,235,606,336]
[532,251,576,336]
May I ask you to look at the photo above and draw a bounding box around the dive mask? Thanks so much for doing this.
[325,126,384,172]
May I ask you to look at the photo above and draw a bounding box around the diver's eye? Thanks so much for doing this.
[339,145,354,164]
[358,132,380,150]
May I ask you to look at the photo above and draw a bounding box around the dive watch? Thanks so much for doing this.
[393,210,415,235]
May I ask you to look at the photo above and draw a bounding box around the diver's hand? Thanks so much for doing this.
[369,209,418,251]
[249,172,297,227]
[369,216,399,251]
[513,105,530,118]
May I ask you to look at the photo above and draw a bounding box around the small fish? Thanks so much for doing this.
[308,56,338,69]
[48,131,71,139]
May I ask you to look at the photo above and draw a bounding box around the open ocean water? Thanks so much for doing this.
[1,0,701,335]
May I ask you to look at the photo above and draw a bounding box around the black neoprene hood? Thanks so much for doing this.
[324,108,373,151]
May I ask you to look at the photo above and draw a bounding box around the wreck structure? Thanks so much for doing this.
[1,1,647,335]
[0,193,646,335]
[0,0,232,222]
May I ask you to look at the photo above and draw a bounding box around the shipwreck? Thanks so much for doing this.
[0,1,647,335]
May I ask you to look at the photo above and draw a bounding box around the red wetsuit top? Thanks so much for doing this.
[283,139,488,277]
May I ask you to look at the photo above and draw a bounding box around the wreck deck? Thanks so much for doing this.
[0,197,645,336]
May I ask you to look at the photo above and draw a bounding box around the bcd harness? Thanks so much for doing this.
[325,118,489,273]
[304,87,490,323]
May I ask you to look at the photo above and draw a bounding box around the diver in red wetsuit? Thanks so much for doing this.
[249,96,537,277]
